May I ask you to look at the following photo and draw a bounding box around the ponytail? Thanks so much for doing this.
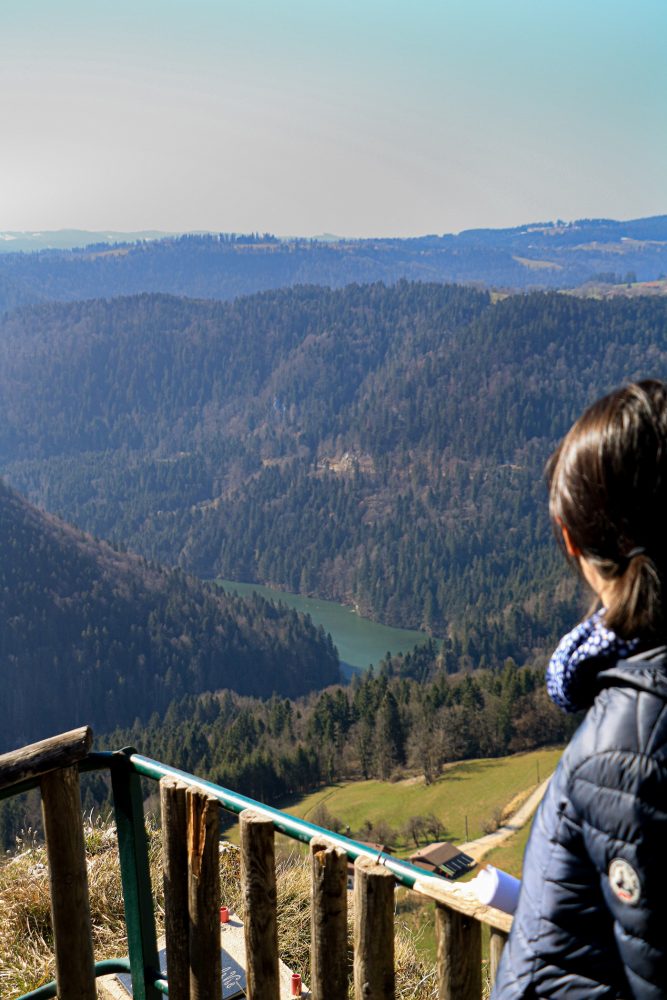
[605,552,663,639]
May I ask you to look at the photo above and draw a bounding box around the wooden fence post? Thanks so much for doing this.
[435,904,481,1000]
[310,837,348,1000]
[41,764,96,1000]
[239,809,280,1000]
[187,789,221,1000]
[488,928,509,988]
[353,857,395,1000]
[160,778,190,1000]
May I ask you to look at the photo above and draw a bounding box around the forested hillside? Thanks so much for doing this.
[0,641,574,850]
[102,645,575,806]
[0,215,666,314]
[3,282,667,664]
[0,480,339,752]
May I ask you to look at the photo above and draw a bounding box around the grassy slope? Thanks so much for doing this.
[225,748,563,978]
[278,747,562,856]
[390,752,556,969]
[483,819,534,879]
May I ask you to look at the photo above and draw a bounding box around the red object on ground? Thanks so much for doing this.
[291,972,302,996]
[219,906,230,923]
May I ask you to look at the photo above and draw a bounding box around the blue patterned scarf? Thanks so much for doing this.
[546,611,639,713]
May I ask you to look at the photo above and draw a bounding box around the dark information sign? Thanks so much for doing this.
[117,945,246,998]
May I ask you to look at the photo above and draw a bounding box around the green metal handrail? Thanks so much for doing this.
[10,746,441,1000]
[128,750,433,890]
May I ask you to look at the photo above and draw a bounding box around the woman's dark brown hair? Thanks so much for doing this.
[547,379,667,640]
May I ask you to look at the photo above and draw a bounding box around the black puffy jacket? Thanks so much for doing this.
[493,647,667,999]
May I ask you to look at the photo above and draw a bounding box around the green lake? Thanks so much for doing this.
[217,579,433,674]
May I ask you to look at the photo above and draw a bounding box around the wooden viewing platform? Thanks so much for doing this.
[0,727,513,1000]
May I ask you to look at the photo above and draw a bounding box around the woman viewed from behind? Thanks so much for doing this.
[493,380,667,998]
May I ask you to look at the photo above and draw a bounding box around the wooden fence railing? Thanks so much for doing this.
[0,728,512,1000]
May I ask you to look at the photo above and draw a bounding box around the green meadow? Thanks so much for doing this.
[218,747,562,971]
[483,819,534,878]
[279,747,562,855]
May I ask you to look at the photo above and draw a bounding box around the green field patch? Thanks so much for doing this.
[277,747,562,856]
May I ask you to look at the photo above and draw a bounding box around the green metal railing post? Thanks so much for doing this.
[111,749,161,1000]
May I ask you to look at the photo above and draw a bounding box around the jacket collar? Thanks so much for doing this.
[597,646,667,699]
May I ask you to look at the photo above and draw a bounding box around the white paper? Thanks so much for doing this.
[469,864,521,914]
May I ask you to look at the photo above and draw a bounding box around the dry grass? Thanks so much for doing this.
[499,786,534,822]
[0,818,164,998]
[220,845,438,999]
[1,819,439,999]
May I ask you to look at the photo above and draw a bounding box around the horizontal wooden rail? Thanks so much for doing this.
[412,873,513,934]
[0,726,92,792]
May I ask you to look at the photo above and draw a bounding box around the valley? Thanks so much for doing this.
[3,282,667,671]
[0,481,339,753]
[3,228,666,868]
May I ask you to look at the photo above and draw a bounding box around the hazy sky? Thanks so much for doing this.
[2,0,665,237]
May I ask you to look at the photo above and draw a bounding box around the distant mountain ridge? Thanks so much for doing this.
[0,229,177,252]
[0,215,665,312]
[0,478,340,752]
